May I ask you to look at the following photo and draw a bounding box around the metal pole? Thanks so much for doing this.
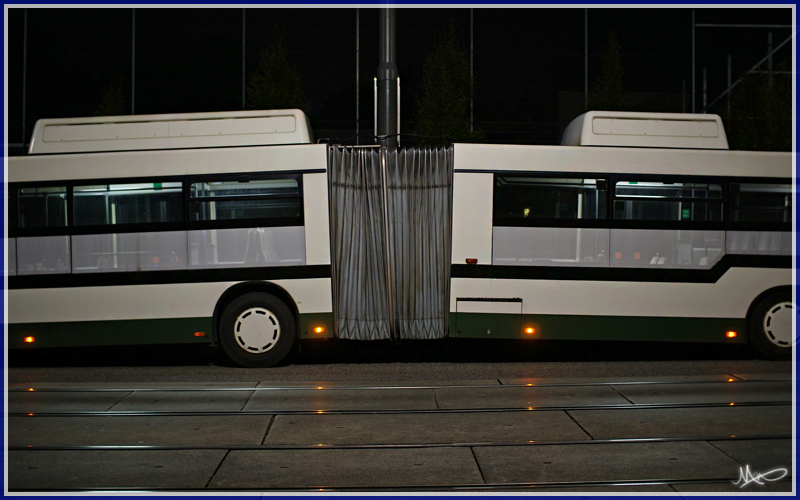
[702,67,707,113]
[356,8,360,145]
[470,8,474,133]
[727,55,731,117]
[706,33,793,111]
[682,79,686,113]
[22,8,27,144]
[584,9,589,107]
[377,8,398,148]
[768,32,773,90]
[374,77,377,144]
[132,8,135,115]
[691,9,695,113]
[242,8,246,109]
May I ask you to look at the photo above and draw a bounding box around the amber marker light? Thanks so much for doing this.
[466,258,478,265]
[24,336,34,343]
[726,331,737,338]
[525,327,536,334]
[194,332,205,337]
[314,326,325,334]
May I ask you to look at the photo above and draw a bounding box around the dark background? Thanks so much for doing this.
[4,7,793,152]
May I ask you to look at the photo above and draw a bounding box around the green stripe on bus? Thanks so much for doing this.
[452,312,747,343]
[9,317,214,349]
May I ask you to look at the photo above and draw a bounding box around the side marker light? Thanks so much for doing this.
[314,327,325,334]
[726,331,737,338]
[466,258,478,265]
[194,332,205,337]
[525,327,536,334]
[24,336,34,343]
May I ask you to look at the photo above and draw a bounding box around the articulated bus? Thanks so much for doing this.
[6,109,794,366]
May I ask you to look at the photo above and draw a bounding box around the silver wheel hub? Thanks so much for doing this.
[763,301,794,348]
[234,307,280,354]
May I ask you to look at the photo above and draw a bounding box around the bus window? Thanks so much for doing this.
[730,183,792,224]
[493,176,607,221]
[613,181,722,222]
[18,186,67,228]
[189,178,302,223]
[73,182,183,225]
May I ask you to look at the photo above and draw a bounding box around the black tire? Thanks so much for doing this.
[218,292,296,368]
[749,290,794,361]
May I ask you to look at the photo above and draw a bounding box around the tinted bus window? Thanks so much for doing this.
[730,183,792,223]
[189,178,302,222]
[18,186,68,228]
[614,181,722,222]
[494,176,607,221]
[73,182,183,225]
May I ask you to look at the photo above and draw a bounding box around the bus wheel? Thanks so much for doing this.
[749,290,794,361]
[219,292,296,368]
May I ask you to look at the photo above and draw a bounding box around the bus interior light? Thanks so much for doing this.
[726,331,737,338]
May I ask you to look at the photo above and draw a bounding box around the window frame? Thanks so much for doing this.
[727,178,793,232]
[9,171,306,238]
[186,172,304,230]
[492,172,611,229]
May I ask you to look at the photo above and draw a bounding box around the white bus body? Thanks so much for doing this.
[7,110,794,364]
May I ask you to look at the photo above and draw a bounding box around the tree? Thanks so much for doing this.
[246,32,308,112]
[414,21,483,147]
[587,31,626,112]
[93,78,126,117]
[726,65,791,152]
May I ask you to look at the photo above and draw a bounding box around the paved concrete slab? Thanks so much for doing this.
[9,415,272,446]
[612,381,791,405]
[498,484,676,492]
[210,447,482,488]
[243,388,437,412]
[709,438,792,472]
[672,481,793,493]
[265,410,589,445]
[434,385,630,409]
[501,374,735,386]
[472,441,742,484]
[568,405,791,439]
[8,450,226,490]
[8,391,130,413]
[256,379,500,387]
[109,390,254,412]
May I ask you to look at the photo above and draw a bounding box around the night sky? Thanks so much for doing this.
[4,6,793,150]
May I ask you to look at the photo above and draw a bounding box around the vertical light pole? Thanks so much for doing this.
[377,8,398,148]
[356,8,360,144]
[584,8,588,108]
[242,8,246,109]
[691,9,695,113]
[22,8,27,143]
[132,8,136,115]
[702,67,707,112]
[727,54,731,117]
